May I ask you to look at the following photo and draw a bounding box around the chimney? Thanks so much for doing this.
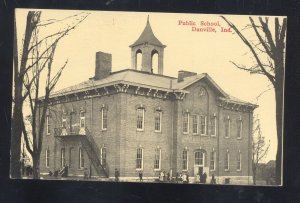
[178,70,197,82]
[94,51,112,80]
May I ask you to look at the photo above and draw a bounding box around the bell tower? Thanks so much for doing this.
[130,16,166,75]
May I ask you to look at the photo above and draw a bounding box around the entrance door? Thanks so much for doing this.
[194,151,205,176]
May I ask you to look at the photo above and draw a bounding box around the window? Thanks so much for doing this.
[154,111,162,132]
[46,148,50,168]
[61,148,65,168]
[80,111,85,129]
[79,148,84,168]
[192,115,198,134]
[136,148,143,170]
[200,115,207,135]
[195,151,204,166]
[154,148,161,170]
[101,108,108,130]
[210,115,216,136]
[237,151,242,171]
[46,115,50,135]
[62,116,67,129]
[237,118,243,139]
[101,147,106,166]
[69,148,73,168]
[210,151,216,171]
[137,108,144,131]
[183,113,189,134]
[225,116,231,138]
[182,149,188,170]
[224,150,230,171]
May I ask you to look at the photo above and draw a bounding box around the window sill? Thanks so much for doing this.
[183,132,189,135]
[136,169,143,171]
[237,169,242,172]
[225,137,230,139]
[182,169,188,172]
[237,137,242,140]
[154,130,162,133]
[154,169,161,171]
[224,169,230,172]
[137,129,144,132]
[210,169,215,172]
[193,133,199,136]
[211,135,217,137]
[101,129,107,132]
[201,134,209,136]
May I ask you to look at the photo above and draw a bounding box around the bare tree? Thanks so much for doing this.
[252,117,270,185]
[12,11,89,178]
[221,16,286,185]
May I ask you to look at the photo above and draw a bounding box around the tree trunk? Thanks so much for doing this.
[10,81,23,178]
[275,85,283,185]
[32,153,40,179]
[252,165,256,185]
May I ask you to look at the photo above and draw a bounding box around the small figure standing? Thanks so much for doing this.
[210,174,216,184]
[139,171,143,182]
[195,173,200,183]
[159,171,164,182]
[115,168,120,182]
[182,173,187,183]
[83,167,89,179]
[175,172,179,183]
[203,172,207,184]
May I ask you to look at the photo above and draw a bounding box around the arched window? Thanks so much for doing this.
[61,148,65,168]
[46,147,50,168]
[154,148,161,170]
[195,151,205,166]
[151,49,158,74]
[154,110,162,132]
[224,150,230,171]
[136,49,142,70]
[101,107,108,130]
[137,107,145,131]
[182,149,188,171]
[101,147,106,166]
[79,148,84,169]
[237,151,242,171]
[136,147,143,170]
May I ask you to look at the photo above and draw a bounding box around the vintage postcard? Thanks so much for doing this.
[11,9,286,186]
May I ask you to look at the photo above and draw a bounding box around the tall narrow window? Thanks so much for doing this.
[192,115,198,134]
[154,110,162,132]
[183,112,189,134]
[225,116,231,138]
[46,115,50,135]
[210,151,216,171]
[237,118,243,139]
[62,116,67,129]
[69,147,73,168]
[182,149,188,170]
[224,150,230,171]
[46,148,50,168]
[136,148,143,170]
[61,148,65,168]
[101,108,108,130]
[79,148,84,168]
[154,148,161,170]
[200,115,207,135]
[237,151,242,171]
[137,108,144,131]
[210,115,216,136]
[195,151,204,165]
[80,111,85,129]
[101,147,106,166]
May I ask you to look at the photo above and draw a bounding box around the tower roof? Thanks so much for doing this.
[130,16,165,47]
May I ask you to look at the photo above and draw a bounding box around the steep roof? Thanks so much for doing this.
[130,17,165,47]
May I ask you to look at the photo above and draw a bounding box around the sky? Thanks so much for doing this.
[15,9,286,162]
